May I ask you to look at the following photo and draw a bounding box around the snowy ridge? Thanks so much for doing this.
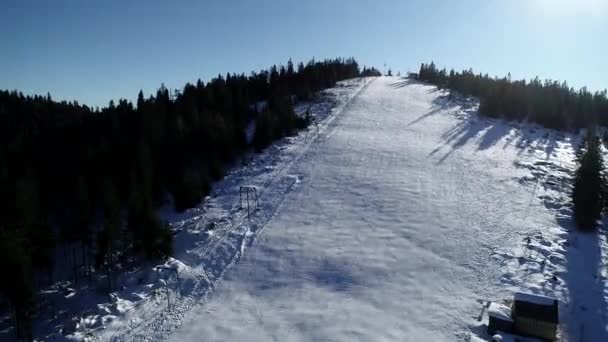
[98,78,373,341]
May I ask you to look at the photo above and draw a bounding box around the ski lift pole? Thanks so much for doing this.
[156,266,179,310]
[240,186,258,222]
[246,189,250,221]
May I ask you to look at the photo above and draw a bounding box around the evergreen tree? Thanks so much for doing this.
[361,66,381,77]
[572,130,606,231]
[0,233,35,341]
[137,90,145,110]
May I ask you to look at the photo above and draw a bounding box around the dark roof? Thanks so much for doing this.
[513,297,559,323]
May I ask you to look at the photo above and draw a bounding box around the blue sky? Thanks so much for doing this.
[1,0,606,107]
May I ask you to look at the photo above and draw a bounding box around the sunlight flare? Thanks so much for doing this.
[538,0,607,14]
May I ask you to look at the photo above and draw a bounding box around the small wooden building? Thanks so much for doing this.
[512,292,559,341]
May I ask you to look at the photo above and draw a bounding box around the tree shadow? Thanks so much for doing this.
[407,106,445,127]
[509,145,608,340]
[476,122,509,151]
[431,118,491,163]
[560,220,608,341]
[388,77,423,89]
[502,125,565,160]
[417,84,607,339]
[310,259,360,292]
[408,91,468,128]
[426,95,566,163]
[238,240,388,295]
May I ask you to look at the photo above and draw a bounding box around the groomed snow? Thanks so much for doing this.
[160,77,608,341]
[88,78,370,342]
[488,302,513,322]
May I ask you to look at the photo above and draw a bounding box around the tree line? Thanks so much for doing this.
[360,66,382,77]
[0,57,362,340]
[417,62,608,130]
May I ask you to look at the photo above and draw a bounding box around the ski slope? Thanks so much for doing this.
[90,79,370,342]
[82,76,608,342]
[159,77,608,341]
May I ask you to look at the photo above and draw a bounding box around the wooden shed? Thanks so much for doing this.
[512,292,559,341]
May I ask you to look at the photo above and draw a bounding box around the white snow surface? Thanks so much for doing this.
[88,78,370,342]
[5,77,607,341]
[161,77,606,341]
[514,291,557,306]
[491,332,544,342]
[488,302,513,322]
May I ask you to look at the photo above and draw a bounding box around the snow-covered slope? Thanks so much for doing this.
[161,77,607,341]
[88,78,370,341]
[23,76,605,341]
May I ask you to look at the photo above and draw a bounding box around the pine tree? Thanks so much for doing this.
[287,58,294,76]
[137,90,145,110]
[572,130,606,231]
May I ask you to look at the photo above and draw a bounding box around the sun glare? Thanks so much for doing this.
[538,0,607,15]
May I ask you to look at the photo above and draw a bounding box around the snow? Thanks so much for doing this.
[470,336,488,342]
[514,292,556,306]
[89,78,368,342]
[491,332,544,342]
[163,77,607,342]
[3,76,608,342]
[488,302,513,322]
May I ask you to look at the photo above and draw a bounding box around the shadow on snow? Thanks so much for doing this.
[421,93,569,163]
[234,239,387,295]
[413,84,607,339]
